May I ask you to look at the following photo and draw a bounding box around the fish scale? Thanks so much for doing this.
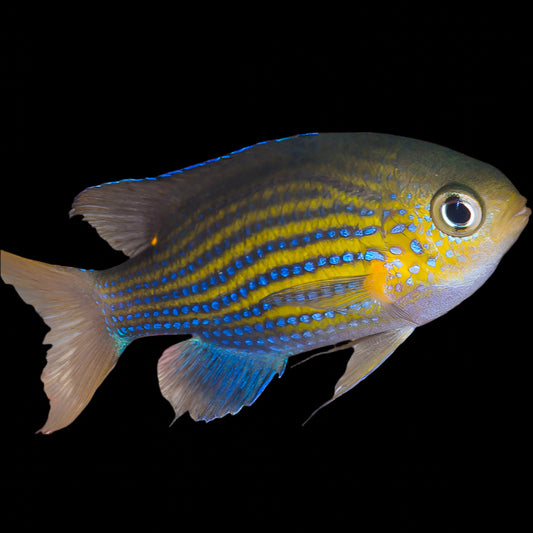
[1,132,528,433]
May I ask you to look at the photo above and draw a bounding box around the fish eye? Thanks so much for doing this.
[431,184,484,237]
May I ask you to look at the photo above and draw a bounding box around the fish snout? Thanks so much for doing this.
[496,195,530,242]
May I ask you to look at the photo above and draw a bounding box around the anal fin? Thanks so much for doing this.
[157,338,287,423]
[306,326,414,422]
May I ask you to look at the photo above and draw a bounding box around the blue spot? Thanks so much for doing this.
[364,250,385,261]
[270,270,279,280]
[390,223,405,234]
[325,311,335,318]
[340,228,350,237]
[318,257,327,266]
[144,311,150,318]
[410,239,423,254]
[329,255,340,265]
[390,193,397,199]
[279,241,286,249]
[445,249,454,258]
[211,300,220,310]
[409,265,420,274]
[292,265,302,275]
[234,328,243,336]
[427,257,437,267]
[153,323,162,329]
[389,246,403,255]
[280,267,290,277]
[239,287,248,297]
[354,229,363,237]
[235,260,243,269]
[181,306,189,314]
[222,329,232,337]
[311,312,323,321]
[290,238,298,246]
[398,209,407,215]
[300,314,311,323]
[328,229,336,238]
[258,276,268,286]
[407,223,417,232]
[287,316,298,325]
[192,305,200,312]
[144,323,151,330]
[164,322,171,329]
[363,226,377,236]
[304,261,315,272]
[191,284,199,293]
[343,252,354,262]
[315,231,323,239]
[202,304,210,313]
[276,318,285,327]
[255,323,265,332]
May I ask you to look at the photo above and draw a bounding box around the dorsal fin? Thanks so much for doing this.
[68,132,423,258]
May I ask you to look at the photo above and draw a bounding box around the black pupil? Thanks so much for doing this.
[444,196,471,226]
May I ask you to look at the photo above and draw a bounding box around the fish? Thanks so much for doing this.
[1,133,529,434]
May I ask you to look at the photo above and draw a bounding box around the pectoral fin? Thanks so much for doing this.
[260,276,415,323]
[305,326,414,422]
[260,276,374,313]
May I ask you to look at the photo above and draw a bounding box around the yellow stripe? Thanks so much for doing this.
[158,180,380,272]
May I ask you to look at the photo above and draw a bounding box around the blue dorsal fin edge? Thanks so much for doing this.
[157,338,287,423]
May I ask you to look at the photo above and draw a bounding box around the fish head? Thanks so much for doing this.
[384,138,530,324]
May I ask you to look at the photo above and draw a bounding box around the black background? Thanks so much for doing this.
[2,6,531,531]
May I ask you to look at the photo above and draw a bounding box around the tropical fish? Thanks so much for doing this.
[1,133,529,434]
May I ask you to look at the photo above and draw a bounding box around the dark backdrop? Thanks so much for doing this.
[2,6,530,531]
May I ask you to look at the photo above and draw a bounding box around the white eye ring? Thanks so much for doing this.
[431,184,484,237]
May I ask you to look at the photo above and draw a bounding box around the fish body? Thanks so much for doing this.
[1,133,529,433]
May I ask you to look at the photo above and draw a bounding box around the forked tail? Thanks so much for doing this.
[0,250,127,433]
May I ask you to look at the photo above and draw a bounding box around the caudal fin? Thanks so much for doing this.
[1,250,126,434]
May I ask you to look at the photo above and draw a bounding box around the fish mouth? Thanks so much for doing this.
[498,196,530,240]
[511,199,531,227]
